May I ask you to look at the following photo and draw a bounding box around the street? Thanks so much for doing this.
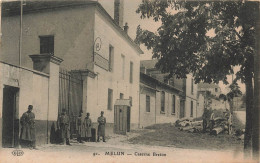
[0,133,250,163]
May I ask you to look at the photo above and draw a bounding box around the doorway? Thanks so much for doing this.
[2,85,19,148]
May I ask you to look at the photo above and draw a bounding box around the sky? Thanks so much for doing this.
[98,0,245,94]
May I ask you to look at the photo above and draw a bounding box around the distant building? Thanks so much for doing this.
[139,60,198,127]
[1,0,143,145]
[197,83,221,97]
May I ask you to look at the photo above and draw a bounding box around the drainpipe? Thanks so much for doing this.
[47,75,50,144]
[19,0,23,66]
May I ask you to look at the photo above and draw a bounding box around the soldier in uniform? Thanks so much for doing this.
[76,110,84,143]
[202,107,209,132]
[57,109,72,145]
[20,105,37,149]
[97,111,106,142]
[83,112,92,142]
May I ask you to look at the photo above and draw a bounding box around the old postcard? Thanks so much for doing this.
[0,0,259,162]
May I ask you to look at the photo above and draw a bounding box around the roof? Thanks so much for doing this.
[140,59,158,69]
[2,0,143,54]
[197,83,220,89]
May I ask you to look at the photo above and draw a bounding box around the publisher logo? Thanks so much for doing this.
[12,150,24,156]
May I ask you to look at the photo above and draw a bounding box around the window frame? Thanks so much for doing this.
[107,88,113,110]
[146,95,150,112]
[109,45,114,72]
[161,91,165,113]
[129,61,133,83]
[39,35,54,55]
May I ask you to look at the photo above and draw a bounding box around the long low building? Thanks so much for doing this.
[139,60,199,128]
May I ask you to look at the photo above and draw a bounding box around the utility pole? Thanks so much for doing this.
[19,0,23,66]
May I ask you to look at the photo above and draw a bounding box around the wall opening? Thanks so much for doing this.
[2,85,19,148]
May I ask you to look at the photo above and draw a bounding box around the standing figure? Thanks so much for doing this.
[97,111,106,142]
[57,109,71,146]
[202,107,209,132]
[76,110,84,143]
[20,105,37,149]
[84,113,92,142]
[209,109,215,131]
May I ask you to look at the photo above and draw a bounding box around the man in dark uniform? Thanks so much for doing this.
[202,107,209,132]
[97,111,106,142]
[20,105,37,149]
[57,108,72,145]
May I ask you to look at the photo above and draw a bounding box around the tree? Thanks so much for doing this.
[135,0,259,156]
[219,82,242,113]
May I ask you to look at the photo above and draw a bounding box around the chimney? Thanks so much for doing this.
[114,0,124,28]
[123,22,129,34]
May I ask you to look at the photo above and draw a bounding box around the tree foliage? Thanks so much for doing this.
[136,0,259,154]
[136,0,258,84]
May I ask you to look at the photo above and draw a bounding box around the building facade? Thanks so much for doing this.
[1,0,143,142]
[139,60,198,128]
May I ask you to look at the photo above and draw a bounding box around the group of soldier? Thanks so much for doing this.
[19,105,107,149]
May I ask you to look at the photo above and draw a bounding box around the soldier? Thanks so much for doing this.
[20,105,37,149]
[97,111,106,142]
[57,108,72,146]
[76,110,84,143]
[209,109,215,131]
[84,112,92,142]
[202,107,209,132]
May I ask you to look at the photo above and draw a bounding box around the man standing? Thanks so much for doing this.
[97,111,106,142]
[20,105,37,149]
[84,112,92,142]
[57,108,71,146]
[76,110,84,143]
[202,107,209,132]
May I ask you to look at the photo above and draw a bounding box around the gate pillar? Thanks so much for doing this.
[30,54,63,143]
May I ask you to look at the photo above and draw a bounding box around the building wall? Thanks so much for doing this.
[1,6,95,71]
[139,87,156,128]
[197,93,205,118]
[83,8,141,131]
[155,87,180,124]
[0,62,54,146]
[184,74,198,118]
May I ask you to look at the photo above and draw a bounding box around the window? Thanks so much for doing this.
[121,54,125,80]
[120,93,124,99]
[129,96,132,106]
[130,61,133,83]
[215,88,218,92]
[161,91,165,113]
[107,89,113,110]
[39,35,54,55]
[109,45,114,72]
[146,95,150,112]
[191,78,194,94]
[190,101,193,117]
[172,95,176,114]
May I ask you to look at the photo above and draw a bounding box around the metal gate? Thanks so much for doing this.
[59,68,83,137]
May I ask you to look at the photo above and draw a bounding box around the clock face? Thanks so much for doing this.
[94,37,102,51]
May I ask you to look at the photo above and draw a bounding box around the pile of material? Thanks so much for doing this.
[176,114,232,135]
[176,118,203,133]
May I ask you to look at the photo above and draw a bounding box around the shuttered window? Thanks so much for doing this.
[161,91,165,113]
[130,61,133,83]
[107,89,113,110]
[190,101,193,117]
[39,35,54,55]
[146,95,150,112]
[172,95,176,114]
[109,45,114,72]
